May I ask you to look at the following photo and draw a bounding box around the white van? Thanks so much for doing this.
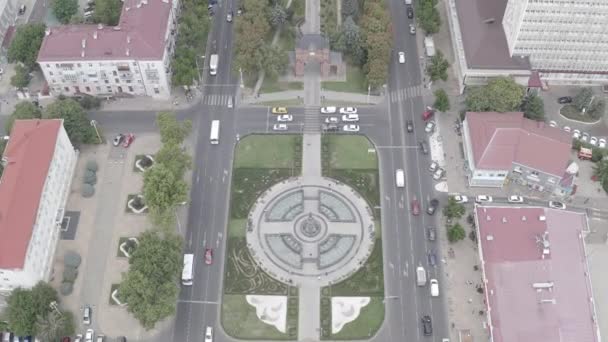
[395,169,405,188]
[430,279,439,297]
[416,266,426,286]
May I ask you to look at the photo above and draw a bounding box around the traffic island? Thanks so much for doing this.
[560,104,602,123]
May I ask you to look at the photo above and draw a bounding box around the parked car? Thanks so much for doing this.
[271,107,288,114]
[548,120,557,128]
[599,138,606,148]
[430,278,439,296]
[432,168,444,180]
[74,335,83,342]
[558,96,572,104]
[85,329,94,342]
[205,327,213,342]
[427,227,436,241]
[428,161,439,173]
[573,129,581,140]
[407,6,414,18]
[339,107,357,114]
[122,133,135,147]
[406,119,414,132]
[409,24,416,34]
[424,120,436,133]
[422,109,434,121]
[419,140,429,154]
[320,106,337,114]
[83,305,92,325]
[322,124,339,132]
[343,124,360,132]
[421,316,433,336]
[272,123,288,131]
[226,11,233,22]
[453,195,468,203]
[563,126,571,133]
[507,195,524,203]
[277,114,293,122]
[398,51,405,64]
[427,251,437,267]
[475,195,493,203]
[113,133,124,146]
[411,198,420,216]
[581,132,590,142]
[96,335,105,342]
[341,114,360,122]
[590,136,598,146]
[205,248,213,265]
[549,201,566,210]
[426,199,439,215]
[325,117,339,124]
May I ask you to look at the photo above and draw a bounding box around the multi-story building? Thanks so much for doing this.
[462,112,576,196]
[37,0,179,100]
[0,0,17,50]
[0,119,77,292]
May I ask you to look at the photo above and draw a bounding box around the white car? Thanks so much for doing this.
[74,335,83,342]
[432,168,444,180]
[549,120,557,128]
[453,195,468,204]
[475,195,493,203]
[563,126,571,133]
[320,106,337,114]
[276,114,293,122]
[581,132,590,142]
[409,24,416,34]
[343,124,360,132]
[205,326,213,342]
[430,279,439,297]
[549,201,566,210]
[428,161,439,172]
[599,138,606,148]
[507,195,524,203]
[590,136,598,146]
[424,120,436,133]
[342,114,360,122]
[85,329,94,342]
[272,123,288,131]
[398,51,405,64]
[339,107,357,114]
[325,117,339,124]
[573,129,581,140]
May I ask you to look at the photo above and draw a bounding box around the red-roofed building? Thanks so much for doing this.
[0,119,77,291]
[462,112,576,195]
[36,0,179,99]
[474,206,600,342]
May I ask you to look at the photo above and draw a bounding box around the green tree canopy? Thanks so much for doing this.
[447,223,466,242]
[8,23,46,69]
[10,64,32,89]
[267,4,287,28]
[443,197,466,220]
[93,0,123,25]
[53,0,79,24]
[143,164,188,215]
[521,94,545,121]
[35,310,75,342]
[465,77,526,112]
[573,87,593,112]
[593,159,608,186]
[426,50,449,82]
[6,282,59,336]
[44,99,95,145]
[156,112,192,145]
[6,101,43,133]
[416,0,440,34]
[433,89,450,112]
[155,143,192,179]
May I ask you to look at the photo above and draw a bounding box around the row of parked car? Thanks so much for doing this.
[548,121,607,148]
[270,106,362,132]
[452,194,567,209]
[0,333,34,342]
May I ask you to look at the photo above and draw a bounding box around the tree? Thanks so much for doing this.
[6,101,42,133]
[587,98,605,120]
[143,164,188,215]
[171,47,198,87]
[465,77,526,112]
[416,0,440,34]
[44,99,95,145]
[11,64,32,89]
[8,23,46,69]
[593,160,608,186]
[447,223,466,242]
[35,310,75,342]
[156,112,192,145]
[443,197,465,219]
[93,0,123,25]
[53,0,79,24]
[118,231,182,329]
[6,282,58,336]
[338,16,365,65]
[261,45,289,80]
[433,89,450,112]
[573,87,593,112]
[426,50,449,82]
[155,143,192,178]
[267,4,287,28]
[521,94,545,121]
[342,0,360,20]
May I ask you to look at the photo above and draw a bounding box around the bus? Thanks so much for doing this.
[210,120,220,145]
[182,253,194,286]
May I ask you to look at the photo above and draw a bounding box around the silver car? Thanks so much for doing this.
[272,124,288,131]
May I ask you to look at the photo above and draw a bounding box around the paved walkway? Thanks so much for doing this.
[242,89,383,105]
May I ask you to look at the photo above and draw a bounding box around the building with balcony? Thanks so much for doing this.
[37,0,179,99]
[462,112,576,196]
[0,119,78,292]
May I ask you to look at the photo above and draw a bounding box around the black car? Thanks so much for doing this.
[406,119,414,132]
[407,7,414,19]
[558,96,572,104]
[426,199,439,215]
[419,140,429,154]
[427,250,437,267]
[421,315,433,336]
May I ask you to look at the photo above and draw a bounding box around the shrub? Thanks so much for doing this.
[83,171,97,185]
[64,251,82,268]
[63,266,78,282]
[81,184,95,198]
[86,160,98,172]
[60,282,73,296]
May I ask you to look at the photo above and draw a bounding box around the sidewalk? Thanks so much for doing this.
[242,90,383,105]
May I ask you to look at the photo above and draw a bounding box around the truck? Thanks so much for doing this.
[424,37,436,57]
[416,266,427,286]
[209,54,218,76]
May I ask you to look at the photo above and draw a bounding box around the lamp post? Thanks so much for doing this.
[239,68,244,89]
[367,85,371,104]
[90,120,102,144]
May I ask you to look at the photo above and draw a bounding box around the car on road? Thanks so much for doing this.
[74,335,83,342]
[508,195,524,203]
[204,248,213,265]
[320,106,337,114]
[582,132,590,142]
[343,124,360,132]
[590,136,598,146]
[113,134,124,146]
[426,199,439,215]
[322,124,339,132]
[122,133,135,147]
[85,329,94,342]
[409,23,416,34]
[427,227,436,241]
[558,96,573,104]
[277,114,293,122]
[428,161,439,173]
[205,327,213,342]
[600,138,607,148]
[432,168,444,181]
[548,120,557,128]
[563,126,571,133]
[341,114,360,122]
[421,315,433,336]
[395,169,405,188]
[96,335,105,342]
[406,119,413,132]
[549,201,566,210]
[427,250,437,267]
[424,120,436,133]
[430,279,439,296]
[411,198,420,216]
[422,109,434,121]
[272,123,288,131]
[83,305,92,325]
[226,11,233,22]
[271,107,288,114]
[475,195,493,203]
[573,129,581,140]
[339,107,357,114]
[419,140,429,154]
[325,117,339,124]
[398,51,405,64]
[453,195,468,203]
[407,6,414,18]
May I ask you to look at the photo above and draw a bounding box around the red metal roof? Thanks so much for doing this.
[37,0,173,62]
[528,71,543,88]
[0,120,62,269]
[466,112,572,176]
[476,206,599,342]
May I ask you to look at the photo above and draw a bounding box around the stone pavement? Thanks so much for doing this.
[242,89,383,105]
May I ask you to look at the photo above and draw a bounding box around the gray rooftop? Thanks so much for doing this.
[455,0,530,70]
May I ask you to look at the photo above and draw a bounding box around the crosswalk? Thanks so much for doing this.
[303,107,321,133]
[388,85,423,103]
[202,94,233,106]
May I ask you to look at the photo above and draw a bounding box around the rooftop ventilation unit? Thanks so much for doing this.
[522,216,527,221]
[539,299,556,304]
[113,26,121,31]
[127,35,131,44]
[126,49,130,56]
[486,235,494,241]
[502,217,507,223]
[539,215,546,221]
[483,18,495,24]
[81,50,85,57]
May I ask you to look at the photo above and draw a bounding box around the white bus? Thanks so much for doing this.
[210,120,220,145]
[182,253,194,286]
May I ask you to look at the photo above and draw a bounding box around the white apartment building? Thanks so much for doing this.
[0,119,77,292]
[0,0,18,50]
[37,0,179,100]
[503,0,608,85]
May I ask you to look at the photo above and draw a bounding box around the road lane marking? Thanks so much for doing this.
[178,300,219,304]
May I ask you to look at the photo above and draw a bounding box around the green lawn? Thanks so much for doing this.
[322,65,368,93]
[235,135,302,169]
[324,135,377,169]
[256,99,305,107]
[560,104,602,123]
[328,297,385,340]
[228,219,248,238]
[320,0,338,36]
[230,168,295,219]
[260,77,303,94]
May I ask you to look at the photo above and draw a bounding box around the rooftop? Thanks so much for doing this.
[465,112,573,176]
[454,0,530,70]
[37,0,173,62]
[0,120,62,269]
[476,206,598,342]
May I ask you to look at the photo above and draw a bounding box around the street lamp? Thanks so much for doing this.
[90,120,102,144]
[367,85,371,104]
[239,68,244,89]
[49,301,62,316]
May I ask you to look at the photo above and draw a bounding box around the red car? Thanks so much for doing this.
[422,109,434,121]
[204,248,213,265]
[411,198,420,216]
[62,338,71,342]
[123,133,135,147]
